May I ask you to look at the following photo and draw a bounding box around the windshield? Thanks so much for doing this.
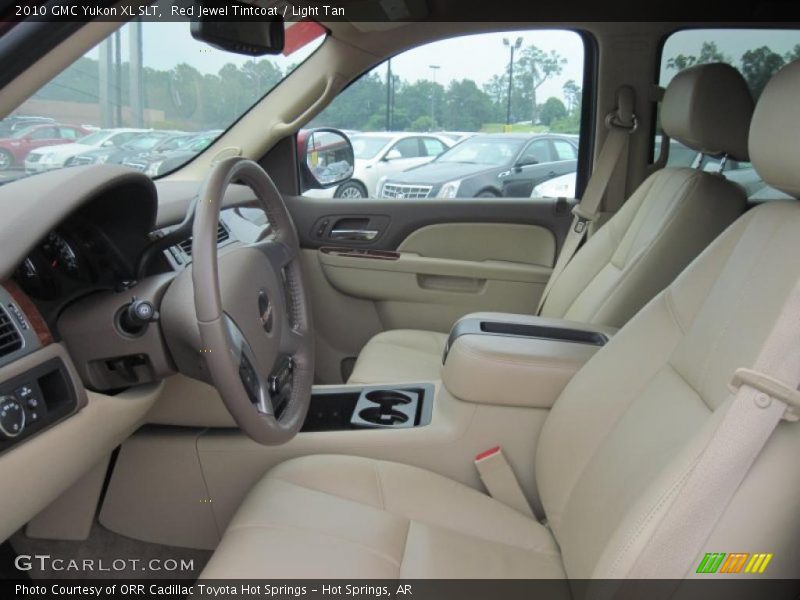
[75,131,109,146]
[123,135,168,150]
[1,20,325,182]
[11,125,42,139]
[352,136,392,159]
[436,138,524,166]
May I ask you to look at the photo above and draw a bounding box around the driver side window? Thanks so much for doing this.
[306,29,585,200]
[391,138,422,158]
[519,139,553,165]
[29,127,57,140]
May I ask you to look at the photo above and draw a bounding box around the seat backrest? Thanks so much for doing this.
[540,63,753,328]
[535,60,800,579]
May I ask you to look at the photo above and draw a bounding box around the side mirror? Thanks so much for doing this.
[517,157,539,168]
[383,149,402,161]
[102,140,115,147]
[298,128,355,191]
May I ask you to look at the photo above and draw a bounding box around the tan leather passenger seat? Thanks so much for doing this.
[349,63,752,385]
[201,60,800,579]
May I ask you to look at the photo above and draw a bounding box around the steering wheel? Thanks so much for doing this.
[191,157,314,444]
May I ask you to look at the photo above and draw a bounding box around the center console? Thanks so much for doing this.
[302,383,434,432]
[442,312,617,409]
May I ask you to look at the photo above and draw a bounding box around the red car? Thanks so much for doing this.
[0,122,90,170]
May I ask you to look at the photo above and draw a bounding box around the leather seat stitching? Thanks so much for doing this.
[663,289,687,335]
[556,359,672,533]
[264,474,557,554]
[561,169,699,323]
[583,171,705,323]
[374,462,387,510]
[607,457,698,577]
[226,521,405,568]
[695,215,783,402]
[456,342,579,371]
[368,339,443,357]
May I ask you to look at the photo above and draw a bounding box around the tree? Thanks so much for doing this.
[741,46,785,98]
[562,79,581,114]
[394,80,445,129]
[786,44,800,62]
[539,97,567,126]
[442,79,494,131]
[311,71,385,130]
[168,63,203,120]
[483,72,526,123]
[665,41,729,72]
[516,45,566,124]
[408,115,436,132]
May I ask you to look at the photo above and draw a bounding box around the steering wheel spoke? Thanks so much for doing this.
[224,314,273,415]
[253,238,294,270]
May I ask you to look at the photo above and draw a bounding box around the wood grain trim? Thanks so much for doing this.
[319,246,400,261]
[2,280,53,347]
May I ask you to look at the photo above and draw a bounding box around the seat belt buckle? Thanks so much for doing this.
[729,367,800,422]
[474,446,534,517]
[571,205,595,234]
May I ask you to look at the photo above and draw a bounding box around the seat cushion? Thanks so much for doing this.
[348,330,448,384]
[200,455,566,579]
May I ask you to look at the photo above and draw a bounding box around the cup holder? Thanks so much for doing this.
[358,407,409,426]
[365,390,412,406]
[351,388,419,429]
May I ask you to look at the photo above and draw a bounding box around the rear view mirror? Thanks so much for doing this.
[190,1,284,56]
[299,128,355,190]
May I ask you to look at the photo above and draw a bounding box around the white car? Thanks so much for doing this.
[306,132,452,198]
[24,128,148,173]
[532,170,576,198]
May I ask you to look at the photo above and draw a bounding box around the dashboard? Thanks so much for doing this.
[0,163,269,543]
[0,166,269,453]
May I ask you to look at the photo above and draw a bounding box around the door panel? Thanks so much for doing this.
[287,195,572,250]
[318,246,551,332]
[288,194,573,383]
[398,223,555,265]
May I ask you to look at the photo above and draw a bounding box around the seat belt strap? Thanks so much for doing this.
[474,447,534,517]
[536,86,637,315]
[624,278,800,579]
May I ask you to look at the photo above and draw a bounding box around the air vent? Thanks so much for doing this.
[176,222,230,259]
[0,306,23,358]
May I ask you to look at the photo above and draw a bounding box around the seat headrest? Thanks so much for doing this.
[661,63,754,161]
[749,59,800,198]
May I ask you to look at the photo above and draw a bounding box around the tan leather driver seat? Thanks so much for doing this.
[201,61,800,579]
[348,63,752,385]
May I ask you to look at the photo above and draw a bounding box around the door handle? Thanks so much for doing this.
[329,228,379,241]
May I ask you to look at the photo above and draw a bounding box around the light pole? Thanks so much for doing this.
[429,64,440,127]
[503,37,523,131]
[385,58,393,131]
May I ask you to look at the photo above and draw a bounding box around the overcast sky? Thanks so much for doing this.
[377,29,585,101]
[101,24,584,102]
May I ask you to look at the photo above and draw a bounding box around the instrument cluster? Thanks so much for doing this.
[13,222,131,306]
